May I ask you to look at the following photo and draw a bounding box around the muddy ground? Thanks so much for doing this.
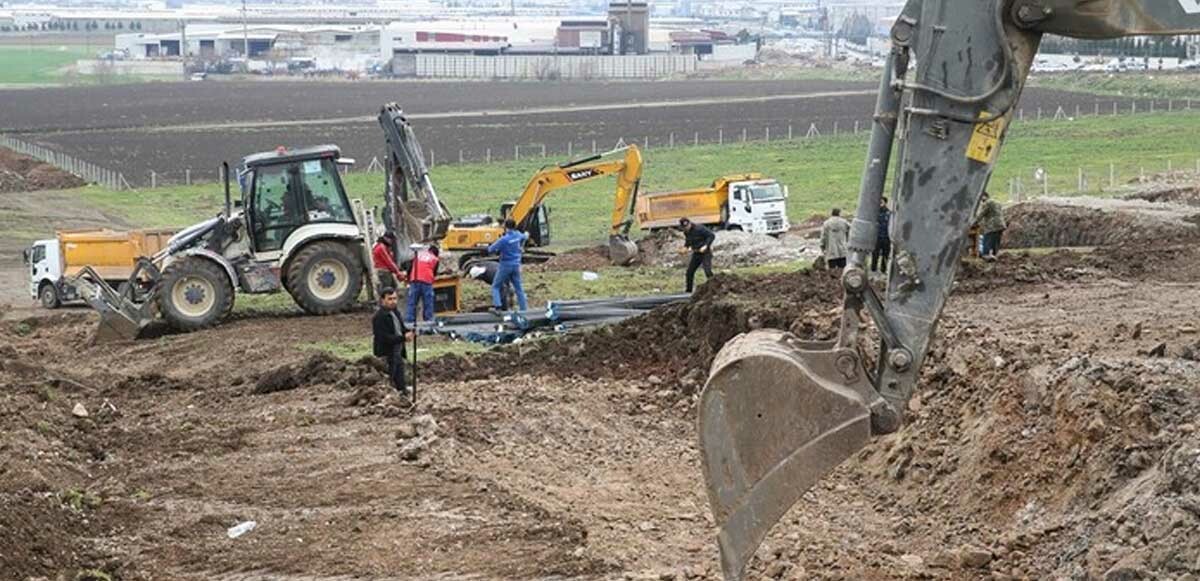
[0,81,1143,185]
[0,148,85,194]
[3,238,1199,580]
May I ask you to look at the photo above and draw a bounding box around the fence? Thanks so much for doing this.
[1004,157,1200,203]
[0,133,130,191]
[4,97,1199,191]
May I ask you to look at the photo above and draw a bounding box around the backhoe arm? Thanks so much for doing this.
[697,1,1200,579]
[378,103,452,260]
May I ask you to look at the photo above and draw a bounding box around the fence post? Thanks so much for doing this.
[1077,167,1084,192]
[1043,171,1049,197]
[1140,166,1145,181]
[150,171,157,189]
[1169,99,1173,112]
[854,120,860,134]
[1074,104,1080,118]
[1019,109,1025,121]
[764,127,770,142]
[1132,101,1137,115]
[567,142,573,157]
[718,128,724,145]
[669,133,675,148]
[541,144,547,158]
[487,148,492,163]
[1113,101,1118,115]
[788,125,794,140]
[592,139,597,154]
[515,145,520,161]
[741,128,747,142]
[693,132,699,146]
[1167,159,1173,173]
[1094,102,1099,116]
[834,121,839,135]
[642,137,648,151]
[1109,162,1115,188]
[430,149,436,167]
[1150,100,1155,114]
[459,149,464,163]
[1037,107,1042,121]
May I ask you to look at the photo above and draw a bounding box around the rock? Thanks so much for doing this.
[1148,343,1167,358]
[648,374,664,385]
[1087,417,1108,441]
[900,554,925,568]
[71,403,89,418]
[960,547,994,568]
[1131,322,1143,340]
[1179,326,1197,334]
[764,561,790,579]
[395,422,419,440]
[928,551,957,569]
[638,521,657,532]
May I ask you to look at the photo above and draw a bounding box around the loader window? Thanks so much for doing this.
[250,165,303,252]
[299,158,354,224]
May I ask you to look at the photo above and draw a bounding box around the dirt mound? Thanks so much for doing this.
[0,147,86,193]
[530,245,612,272]
[1004,197,1200,249]
[637,229,820,268]
[432,269,842,389]
[956,241,1200,293]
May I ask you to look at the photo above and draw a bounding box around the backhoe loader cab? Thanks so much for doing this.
[81,145,369,342]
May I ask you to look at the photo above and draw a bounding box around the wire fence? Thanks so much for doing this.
[1005,156,1200,202]
[2,97,1198,191]
[0,133,131,191]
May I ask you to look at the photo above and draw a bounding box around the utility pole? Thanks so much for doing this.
[179,18,187,80]
[242,0,250,72]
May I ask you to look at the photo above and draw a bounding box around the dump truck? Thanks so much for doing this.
[24,229,176,309]
[635,174,789,235]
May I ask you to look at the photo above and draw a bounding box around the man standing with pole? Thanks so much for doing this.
[680,217,715,293]
[373,288,414,398]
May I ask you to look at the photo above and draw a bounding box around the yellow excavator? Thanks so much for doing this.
[696,1,1200,579]
[443,144,644,269]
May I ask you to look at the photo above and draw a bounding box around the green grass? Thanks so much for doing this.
[76,110,1200,249]
[1030,71,1200,100]
[0,45,94,84]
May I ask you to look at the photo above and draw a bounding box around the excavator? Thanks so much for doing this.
[444,144,645,269]
[696,2,1200,579]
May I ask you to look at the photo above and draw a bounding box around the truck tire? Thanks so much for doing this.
[158,257,234,332]
[286,241,363,315]
[39,283,60,309]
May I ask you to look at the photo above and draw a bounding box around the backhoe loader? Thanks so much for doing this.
[77,105,455,342]
[444,144,645,268]
[696,2,1200,579]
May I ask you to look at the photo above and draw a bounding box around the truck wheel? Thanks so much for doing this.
[39,283,60,309]
[286,241,363,315]
[158,257,234,331]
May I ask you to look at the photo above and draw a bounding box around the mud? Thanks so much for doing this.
[4,199,1200,579]
[0,147,86,193]
[1003,197,1200,249]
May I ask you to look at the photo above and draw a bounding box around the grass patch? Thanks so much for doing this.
[74,110,1200,250]
[0,45,93,85]
[1031,71,1200,100]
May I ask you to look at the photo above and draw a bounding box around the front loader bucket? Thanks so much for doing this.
[698,330,877,580]
[73,266,157,343]
[608,235,639,266]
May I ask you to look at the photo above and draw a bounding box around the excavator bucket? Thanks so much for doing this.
[73,266,158,344]
[608,234,639,266]
[698,330,877,580]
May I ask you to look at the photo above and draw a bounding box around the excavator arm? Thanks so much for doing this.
[504,145,644,265]
[378,103,453,263]
[697,1,1200,579]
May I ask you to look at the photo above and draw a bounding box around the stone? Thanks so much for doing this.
[1148,343,1168,358]
[71,403,89,418]
[960,547,995,568]
[395,423,419,439]
[900,554,925,568]
[764,561,790,579]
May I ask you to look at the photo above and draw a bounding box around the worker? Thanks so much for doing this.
[372,287,413,395]
[487,219,529,312]
[406,244,440,324]
[872,197,892,274]
[680,217,715,293]
[467,261,513,311]
[821,208,851,271]
[372,233,405,291]
[974,191,1007,261]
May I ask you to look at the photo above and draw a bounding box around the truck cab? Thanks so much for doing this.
[726,179,790,235]
[25,239,74,308]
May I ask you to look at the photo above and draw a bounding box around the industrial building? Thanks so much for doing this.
[116,24,380,66]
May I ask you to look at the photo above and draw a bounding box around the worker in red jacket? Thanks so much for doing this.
[372,233,405,290]
[406,244,440,324]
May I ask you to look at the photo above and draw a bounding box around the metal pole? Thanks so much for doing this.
[788,125,794,140]
[568,142,573,157]
[1043,171,1049,197]
[1037,107,1042,120]
[741,128,747,142]
[1077,167,1083,192]
[1109,162,1115,188]
[669,133,675,148]
[151,171,156,189]
[764,127,770,142]
[487,148,491,163]
[1094,102,1099,116]
[694,132,699,146]
[1113,101,1118,115]
[719,128,723,145]
[515,145,519,161]
[833,121,839,135]
[186,169,191,185]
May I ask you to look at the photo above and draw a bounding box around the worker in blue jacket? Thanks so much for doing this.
[487,218,529,312]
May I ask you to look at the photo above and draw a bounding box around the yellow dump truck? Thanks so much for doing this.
[634,173,790,235]
[23,229,175,309]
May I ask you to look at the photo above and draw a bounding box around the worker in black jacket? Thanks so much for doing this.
[372,287,413,394]
[680,217,716,293]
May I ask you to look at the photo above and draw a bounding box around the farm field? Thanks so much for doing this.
[0,45,93,85]
[1,79,1178,185]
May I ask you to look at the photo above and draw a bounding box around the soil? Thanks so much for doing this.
[0,82,1138,185]
[0,147,86,193]
[1004,197,1200,249]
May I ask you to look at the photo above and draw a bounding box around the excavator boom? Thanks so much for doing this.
[378,103,453,262]
[698,1,1200,579]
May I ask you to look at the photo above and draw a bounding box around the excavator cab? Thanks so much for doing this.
[500,202,552,247]
[696,1,1200,579]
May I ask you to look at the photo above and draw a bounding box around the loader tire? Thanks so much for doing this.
[286,241,363,316]
[158,257,234,332]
